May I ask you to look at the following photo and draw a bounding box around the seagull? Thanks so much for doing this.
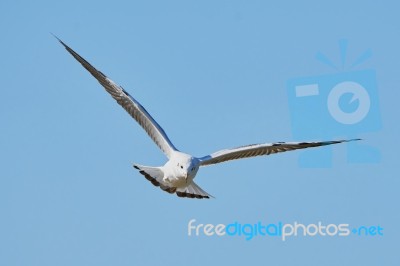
[55,37,359,199]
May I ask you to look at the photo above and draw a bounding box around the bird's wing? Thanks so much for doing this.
[56,37,178,158]
[199,139,359,166]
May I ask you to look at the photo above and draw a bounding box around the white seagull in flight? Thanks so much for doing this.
[56,37,359,199]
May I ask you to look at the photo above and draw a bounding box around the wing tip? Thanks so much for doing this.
[348,138,362,142]
[51,33,68,48]
[332,138,362,144]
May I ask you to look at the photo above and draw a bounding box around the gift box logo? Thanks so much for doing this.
[287,40,381,167]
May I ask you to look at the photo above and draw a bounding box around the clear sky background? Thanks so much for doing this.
[1,0,399,265]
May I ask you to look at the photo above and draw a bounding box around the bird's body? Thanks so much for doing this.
[133,151,208,198]
[158,151,199,188]
[56,36,359,199]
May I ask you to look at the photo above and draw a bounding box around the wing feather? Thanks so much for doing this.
[199,139,359,166]
[56,37,177,158]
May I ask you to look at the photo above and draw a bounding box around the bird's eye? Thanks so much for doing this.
[191,167,195,171]
[180,166,183,169]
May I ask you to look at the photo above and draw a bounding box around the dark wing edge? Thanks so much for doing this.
[199,139,361,166]
[54,36,178,157]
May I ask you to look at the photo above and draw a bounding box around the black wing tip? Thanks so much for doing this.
[51,33,68,48]
[330,138,362,144]
[52,34,83,61]
[348,138,362,142]
[53,35,109,80]
[274,138,361,147]
[50,32,60,41]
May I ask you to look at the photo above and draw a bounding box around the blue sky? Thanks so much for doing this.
[1,0,399,265]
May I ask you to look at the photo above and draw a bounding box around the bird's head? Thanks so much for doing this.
[174,155,199,181]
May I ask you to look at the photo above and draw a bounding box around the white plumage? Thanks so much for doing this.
[56,37,359,199]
